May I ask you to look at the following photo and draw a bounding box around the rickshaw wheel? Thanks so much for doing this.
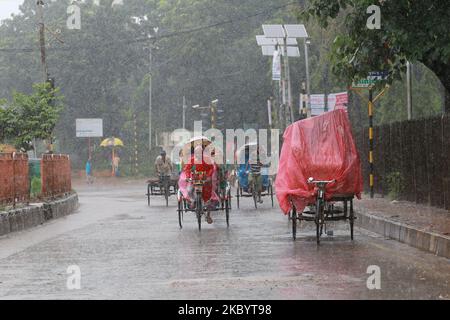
[349,199,354,240]
[164,185,169,207]
[236,182,240,209]
[270,182,274,208]
[291,208,297,240]
[315,198,324,244]
[196,194,202,231]
[225,198,230,228]
[252,183,258,209]
[177,201,183,229]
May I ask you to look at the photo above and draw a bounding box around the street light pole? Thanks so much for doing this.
[148,46,152,151]
[283,36,294,126]
[182,96,187,129]
[406,61,413,120]
[37,0,48,82]
[304,38,312,118]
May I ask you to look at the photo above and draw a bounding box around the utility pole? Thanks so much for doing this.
[37,0,48,82]
[210,99,218,129]
[406,61,413,120]
[278,45,285,133]
[148,47,152,152]
[299,81,307,119]
[267,97,273,128]
[304,38,311,118]
[134,113,138,176]
[283,38,294,125]
[182,96,187,129]
[368,89,374,199]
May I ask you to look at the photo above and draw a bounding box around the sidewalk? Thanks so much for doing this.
[354,195,450,259]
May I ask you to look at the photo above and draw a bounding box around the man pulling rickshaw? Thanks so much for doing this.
[235,142,274,209]
[183,145,218,224]
[177,136,231,230]
[146,149,178,206]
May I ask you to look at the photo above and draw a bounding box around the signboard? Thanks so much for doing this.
[352,71,388,88]
[328,92,349,110]
[369,71,389,80]
[76,119,103,138]
[310,94,325,116]
[351,78,377,88]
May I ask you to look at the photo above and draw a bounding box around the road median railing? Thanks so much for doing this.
[41,154,72,198]
[1,153,72,208]
[0,152,30,207]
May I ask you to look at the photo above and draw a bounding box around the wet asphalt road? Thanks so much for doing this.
[0,182,449,300]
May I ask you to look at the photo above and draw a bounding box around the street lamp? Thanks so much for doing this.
[146,28,159,152]
[182,96,187,129]
[257,24,310,125]
[191,99,219,128]
[304,38,311,118]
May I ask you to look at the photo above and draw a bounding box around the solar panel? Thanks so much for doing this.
[262,24,285,38]
[284,24,308,38]
[257,35,298,46]
[261,46,301,57]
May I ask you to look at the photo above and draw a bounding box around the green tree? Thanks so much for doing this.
[0,83,63,152]
[302,0,450,111]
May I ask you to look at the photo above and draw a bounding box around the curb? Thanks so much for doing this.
[0,193,79,237]
[355,208,450,259]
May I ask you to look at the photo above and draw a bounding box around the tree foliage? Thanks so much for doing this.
[302,0,450,110]
[0,83,63,152]
[0,0,446,172]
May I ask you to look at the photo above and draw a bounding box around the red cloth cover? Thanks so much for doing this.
[275,109,363,214]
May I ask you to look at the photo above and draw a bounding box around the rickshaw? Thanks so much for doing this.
[214,148,233,211]
[146,173,178,207]
[177,137,231,231]
[276,109,363,244]
[289,179,356,244]
[235,142,274,209]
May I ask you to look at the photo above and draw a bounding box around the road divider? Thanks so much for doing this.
[0,193,78,237]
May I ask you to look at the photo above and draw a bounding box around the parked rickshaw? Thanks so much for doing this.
[146,173,178,207]
[177,137,231,230]
[276,109,363,244]
[235,142,274,209]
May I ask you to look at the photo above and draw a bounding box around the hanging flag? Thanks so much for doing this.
[272,49,281,81]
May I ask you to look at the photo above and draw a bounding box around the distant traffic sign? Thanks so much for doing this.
[351,79,378,88]
[352,71,388,88]
[368,71,388,80]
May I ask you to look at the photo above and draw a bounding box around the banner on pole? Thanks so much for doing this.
[272,49,281,81]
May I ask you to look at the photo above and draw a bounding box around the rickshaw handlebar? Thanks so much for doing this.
[186,178,210,184]
[307,178,337,185]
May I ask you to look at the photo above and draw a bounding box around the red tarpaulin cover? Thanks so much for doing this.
[275,109,363,215]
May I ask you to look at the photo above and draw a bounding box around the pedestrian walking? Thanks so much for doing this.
[86,158,94,184]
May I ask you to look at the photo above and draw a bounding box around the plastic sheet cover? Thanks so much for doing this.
[275,109,363,214]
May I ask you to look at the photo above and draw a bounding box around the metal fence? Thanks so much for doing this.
[0,153,30,206]
[355,114,450,209]
[41,154,72,198]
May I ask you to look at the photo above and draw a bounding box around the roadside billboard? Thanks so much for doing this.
[76,119,103,138]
